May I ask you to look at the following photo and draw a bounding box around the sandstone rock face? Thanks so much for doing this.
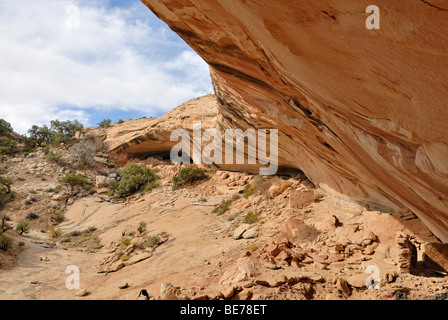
[103,94,220,159]
[141,0,448,242]
[423,242,448,273]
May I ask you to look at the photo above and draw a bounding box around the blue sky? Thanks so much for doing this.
[0,0,212,134]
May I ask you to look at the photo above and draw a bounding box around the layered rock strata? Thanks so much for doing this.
[140,0,448,242]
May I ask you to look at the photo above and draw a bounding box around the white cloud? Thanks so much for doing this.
[0,0,212,134]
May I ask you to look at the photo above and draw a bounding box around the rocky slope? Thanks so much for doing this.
[140,0,448,242]
[0,146,446,300]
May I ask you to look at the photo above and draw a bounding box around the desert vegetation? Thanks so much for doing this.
[172,166,208,190]
[0,119,18,157]
[98,119,112,128]
[59,173,91,188]
[27,120,83,148]
[108,162,159,199]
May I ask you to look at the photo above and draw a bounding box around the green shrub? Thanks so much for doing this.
[50,132,70,146]
[107,179,118,195]
[0,177,12,194]
[98,119,112,128]
[45,151,66,166]
[27,125,53,147]
[213,199,232,216]
[0,136,18,156]
[108,163,159,198]
[0,177,13,210]
[22,144,35,153]
[0,235,12,252]
[27,120,83,147]
[242,184,256,198]
[85,226,97,233]
[243,211,259,224]
[137,221,147,235]
[53,210,65,224]
[48,225,63,239]
[1,215,12,232]
[26,213,39,220]
[0,119,13,137]
[145,235,160,248]
[16,220,30,235]
[143,181,159,192]
[68,230,82,237]
[172,167,208,190]
[119,238,131,249]
[51,119,83,136]
[59,173,91,188]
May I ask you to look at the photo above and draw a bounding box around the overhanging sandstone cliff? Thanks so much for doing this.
[140,0,448,242]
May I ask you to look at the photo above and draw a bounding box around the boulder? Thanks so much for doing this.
[220,286,235,299]
[242,226,259,239]
[95,175,108,188]
[346,274,370,289]
[336,278,351,297]
[107,261,124,273]
[423,242,448,273]
[233,224,250,240]
[74,288,88,297]
[219,257,261,284]
[118,282,130,289]
[160,283,181,300]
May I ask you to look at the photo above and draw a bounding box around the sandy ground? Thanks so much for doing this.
[0,185,246,300]
[1,153,446,300]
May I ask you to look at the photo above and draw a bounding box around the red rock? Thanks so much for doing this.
[336,278,351,297]
[302,256,314,264]
[347,274,370,289]
[281,219,300,239]
[230,289,253,300]
[291,248,306,262]
[264,243,281,257]
[274,250,291,262]
[219,257,261,284]
[327,254,344,263]
[423,242,448,273]
[313,254,328,264]
[138,0,448,242]
[221,286,235,299]
[255,274,287,287]
[289,190,315,209]
[277,238,293,249]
